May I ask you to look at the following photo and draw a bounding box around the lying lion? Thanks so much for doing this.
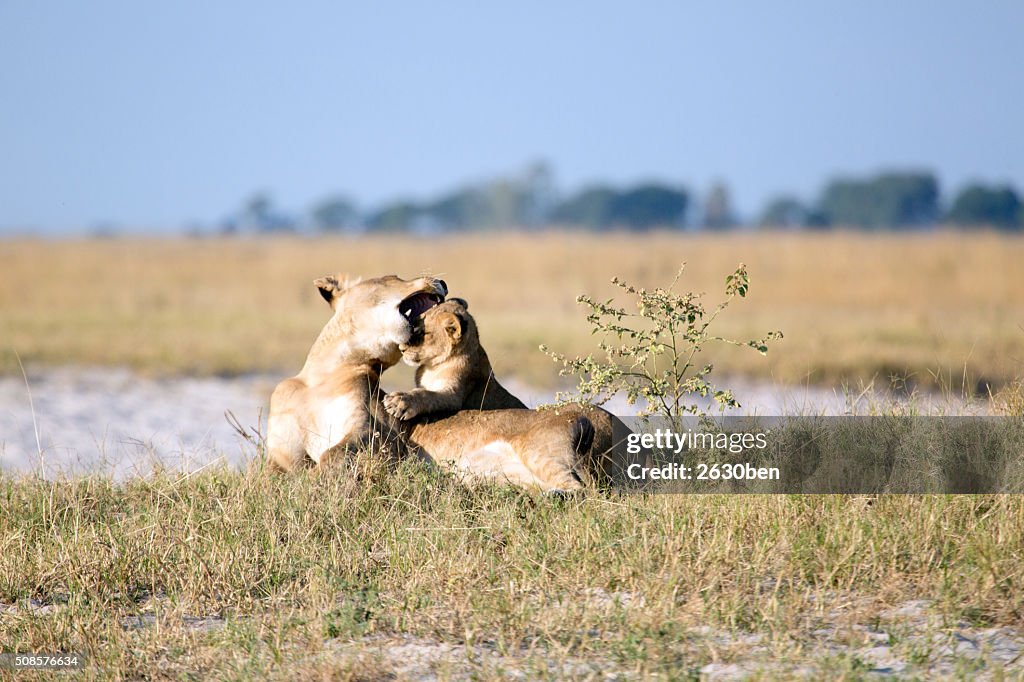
[266,275,592,490]
[383,298,642,485]
[266,274,446,471]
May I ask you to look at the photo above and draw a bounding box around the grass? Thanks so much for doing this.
[2,230,1023,678]
[1,230,1023,391]
[1,455,1023,679]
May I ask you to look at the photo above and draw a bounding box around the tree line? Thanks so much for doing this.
[221,163,1023,234]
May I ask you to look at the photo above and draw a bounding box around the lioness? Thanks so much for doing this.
[266,274,447,471]
[267,275,592,490]
[383,298,641,485]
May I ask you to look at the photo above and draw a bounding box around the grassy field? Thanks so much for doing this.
[2,231,1023,679]
[1,231,1022,392]
[1,458,1023,679]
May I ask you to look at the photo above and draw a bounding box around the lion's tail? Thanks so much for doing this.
[570,415,595,456]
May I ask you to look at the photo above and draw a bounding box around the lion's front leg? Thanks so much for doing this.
[326,392,410,463]
[267,377,314,473]
[383,388,463,420]
[306,390,379,465]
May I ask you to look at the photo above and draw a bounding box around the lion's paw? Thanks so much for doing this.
[383,392,421,420]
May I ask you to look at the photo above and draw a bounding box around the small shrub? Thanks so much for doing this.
[540,262,782,418]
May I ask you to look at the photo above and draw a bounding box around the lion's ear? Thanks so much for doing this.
[313,275,345,307]
[448,297,469,310]
[440,312,464,342]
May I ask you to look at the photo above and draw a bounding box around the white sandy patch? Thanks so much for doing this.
[0,366,274,478]
[0,366,986,479]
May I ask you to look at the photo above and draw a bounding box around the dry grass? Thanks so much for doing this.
[1,458,1023,679]
[3,231,1023,679]
[1,231,1022,391]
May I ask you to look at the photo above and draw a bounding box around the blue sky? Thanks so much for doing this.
[1,1,1022,232]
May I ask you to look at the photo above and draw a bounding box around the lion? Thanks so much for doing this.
[382,297,642,485]
[403,408,592,490]
[266,274,448,471]
[382,298,526,420]
[266,274,593,490]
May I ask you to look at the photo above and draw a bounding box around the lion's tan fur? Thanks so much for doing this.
[267,277,590,490]
[406,410,589,489]
[266,274,447,471]
[384,299,642,486]
[383,300,525,420]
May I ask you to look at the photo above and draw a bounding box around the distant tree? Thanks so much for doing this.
[239,192,296,232]
[883,173,940,226]
[241,192,272,229]
[90,222,120,239]
[551,186,618,229]
[420,175,543,231]
[759,196,808,228]
[946,184,1022,229]
[219,217,238,235]
[485,179,528,229]
[552,184,687,230]
[366,201,420,232]
[610,184,688,229]
[816,180,864,228]
[804,209,831,229]
[311,196,359,232]
[703,182,736,229]
[817,171,939,228]
[522,160,558,226]
[424,187,490,230]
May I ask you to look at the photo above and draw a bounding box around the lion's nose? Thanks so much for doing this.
[436,279,448,296]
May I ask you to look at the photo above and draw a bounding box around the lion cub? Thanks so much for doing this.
[385,298,593,490]
[383,298,526,420]
[385,298,643,487]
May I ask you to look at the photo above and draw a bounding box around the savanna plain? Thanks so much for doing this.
[1,231,1024,680]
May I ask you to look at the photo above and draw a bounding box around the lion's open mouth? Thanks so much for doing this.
[399,292,444,320]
